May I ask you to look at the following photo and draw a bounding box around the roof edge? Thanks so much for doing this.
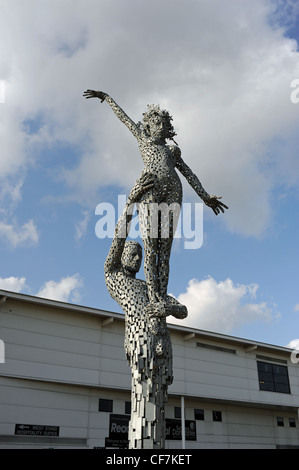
[0,289,293,355]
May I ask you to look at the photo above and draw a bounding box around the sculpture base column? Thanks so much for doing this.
[128,372,169,449]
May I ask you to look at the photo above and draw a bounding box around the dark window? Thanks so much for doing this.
[99,398,113,412]
[289,418,296,428]
[213,411,222,422]
[125,401,131,415]
[174,407,181,419]
[194,409,204,420]
[257,361,291,394]
[277,417,284,427]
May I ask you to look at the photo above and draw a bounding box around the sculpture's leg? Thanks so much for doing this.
[143,236,159,303]
[138,200,160,303]
[157,237,172,301]
[156,203,178,300]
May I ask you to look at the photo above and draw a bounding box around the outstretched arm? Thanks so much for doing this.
[175,152,228,215]
[83,89,140,139]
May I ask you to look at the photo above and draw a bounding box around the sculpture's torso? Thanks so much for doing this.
[138,139,183,205]
[105,270,173,383]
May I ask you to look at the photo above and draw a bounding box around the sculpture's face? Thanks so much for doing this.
[121,242,142,273]
[148,114,170,140]
[142,105,176,142]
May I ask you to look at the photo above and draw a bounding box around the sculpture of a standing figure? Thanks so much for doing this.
[83,90,228,308]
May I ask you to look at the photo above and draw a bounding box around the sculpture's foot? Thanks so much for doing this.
[171,303,188,319]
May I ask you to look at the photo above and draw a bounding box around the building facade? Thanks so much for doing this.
[0,289,298,449]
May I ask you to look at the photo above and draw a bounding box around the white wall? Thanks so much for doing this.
[166,397,299,449]
[0,299,131,389]
[170,330,299,409]
[0,376,132,448]
[1,295,299,448]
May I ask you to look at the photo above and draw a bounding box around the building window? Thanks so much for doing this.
[125,401,131,415]
[194,409,204,420]
[99,398,113,412]
[289,418,296,428]
[213,411,222,422]
[174,407,181,419]
[277,417,284,427]
[257,361,291,394]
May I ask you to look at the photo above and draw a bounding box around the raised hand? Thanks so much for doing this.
[83,89,107,102]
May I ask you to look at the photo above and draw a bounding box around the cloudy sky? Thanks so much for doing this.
[1,0,299,350]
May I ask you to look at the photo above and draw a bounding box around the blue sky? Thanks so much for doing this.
[1,0,299,350]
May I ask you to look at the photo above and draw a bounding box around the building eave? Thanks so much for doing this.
[0,289,293,358]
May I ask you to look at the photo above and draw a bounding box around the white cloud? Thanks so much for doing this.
[75,210,91,240]
[0,179,23,211]
[0,274,83,303]
[36,274,83,303]
[168,276,274,334]
[286,338,299,350]
[0,0,299,236]
[0,276,26,292]
[294,304,299,312]
[0,219,39,247]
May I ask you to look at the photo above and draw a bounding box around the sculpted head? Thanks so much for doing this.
[121,241,142,274]
[142,105,176,141]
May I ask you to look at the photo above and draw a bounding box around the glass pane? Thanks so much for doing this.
[274,374,289,385]
[275,382,290,393]
[259,371,274,382]
[259,381,275,391]
[194,409,204,420]
[125,401,131,415]
[277,417,284,426]
[99,398,113,412]
[213,411,222,422]
[273,365,287,375]
[257,361,272,372]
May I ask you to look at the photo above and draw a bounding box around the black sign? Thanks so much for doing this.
[15,424,59,437]
[105,438,128,448]
[105,415,196,447]
[109,414,130,440]
[165,419,196,441]
[107,414,129,447]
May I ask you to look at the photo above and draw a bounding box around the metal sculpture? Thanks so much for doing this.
[84,90,228,448]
